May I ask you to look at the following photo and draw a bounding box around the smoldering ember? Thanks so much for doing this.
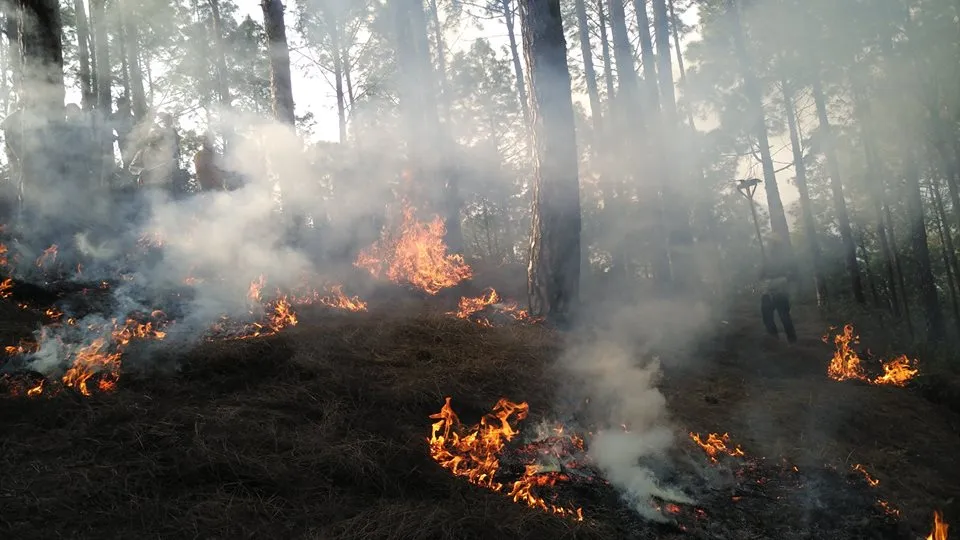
[0,0,957,539]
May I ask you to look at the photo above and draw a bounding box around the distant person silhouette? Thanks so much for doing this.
[759,238,798,343]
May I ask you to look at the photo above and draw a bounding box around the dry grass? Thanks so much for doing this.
[0,297,957,539]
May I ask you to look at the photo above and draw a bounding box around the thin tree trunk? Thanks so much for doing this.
[596,0,614,103]
[90,0,112,184]
[574,0,602,137]
[729,0,790,249]
[519,0,582,322]
[342,43,355,106]
[73,0,94,110]
[502,0,530,126]
[903,153,945,342]
[930,181,960,335]
[208,0,231,108]
[631,0,659,112]
[884,201,914,336]
[426,0,451,119]
[781,78,827,304]
[331,21,347,144]
[811,77,864,304]
[121,0,147,120]
[666,0,695,129]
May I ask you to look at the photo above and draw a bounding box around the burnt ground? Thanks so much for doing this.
[0,288,957,540]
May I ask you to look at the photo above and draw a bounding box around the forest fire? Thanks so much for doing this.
[852,464,880,487]
[451,287,535,327]
[428,397,583,521]
[6,314,170,398]
[35,244,58,269]
[823,325,919,386]
[689,432,745,463]
[0,277,11,298]
[927,511,949,540]
[355,200,472,295]
[288,282,368,312]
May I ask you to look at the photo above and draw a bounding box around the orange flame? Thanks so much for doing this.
[451,287,535,327]
[317,285,368,312]
[36,244,58,268]
[428,397,583,521]
[823,325,918,386]
[689,432,745,463]
[852,463,879,487]
[0,242,8,267]
[0,277,12,298]
[927,511,949,540]
[356,200,472,295]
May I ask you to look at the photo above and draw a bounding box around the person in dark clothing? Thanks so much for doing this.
[758,238,798,343]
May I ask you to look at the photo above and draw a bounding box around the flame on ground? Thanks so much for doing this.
[36,244,58,269]
[451,287,536,327]
[689,432,745,463]
[927,511,949,540]
[428,397,583,521]
[823,325,918,386]
[317,285,367,312]
[0,277,12,298]
[356,200,472,295]
[209,277,299,340]
[852,464,879,487]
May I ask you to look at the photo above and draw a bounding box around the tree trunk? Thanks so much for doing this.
[851,79,901,317]
[573,0,602,137]
[426,0,451,119]
[811,77,864,304]
[73,0,94,110]
[519,0,582,323]
[652,0,697,290]
[208,0,232,108]
[903,154,945,342]
[729,0,790,249]
[667,0,695,129]
[596,0,615,103]
[120,0,147,120]
[631,0,659,113]
[261,0,296,127]
[930,181,960,335]
[497,0,529,128]
[331,20,347,144]
[883,200,913,335]
[342,43,355,106]
[90,0,110,113]
[781,78,827,305]
[16,0,64,108]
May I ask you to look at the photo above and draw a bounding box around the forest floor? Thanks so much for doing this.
[0,290,957,540]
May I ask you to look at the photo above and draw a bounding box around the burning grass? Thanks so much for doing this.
[0,296,956,539]
[823,324,919,386]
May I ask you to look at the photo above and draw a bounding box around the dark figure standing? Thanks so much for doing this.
[759,238,798,343]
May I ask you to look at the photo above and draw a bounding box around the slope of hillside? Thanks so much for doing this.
[0,299,956,539]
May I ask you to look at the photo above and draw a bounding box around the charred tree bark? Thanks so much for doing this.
[574,0,602,137]
[811,78,864,304]
[73,0,94,110]
[904,155,945,342]
[261,0,296,127]
[519,0,582,323]
[728,0,790,249]
[781,78,827,305]
[16,0,64,108]
[858,232,882,310]
[502,0,530,126]
[883,201,913,335]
